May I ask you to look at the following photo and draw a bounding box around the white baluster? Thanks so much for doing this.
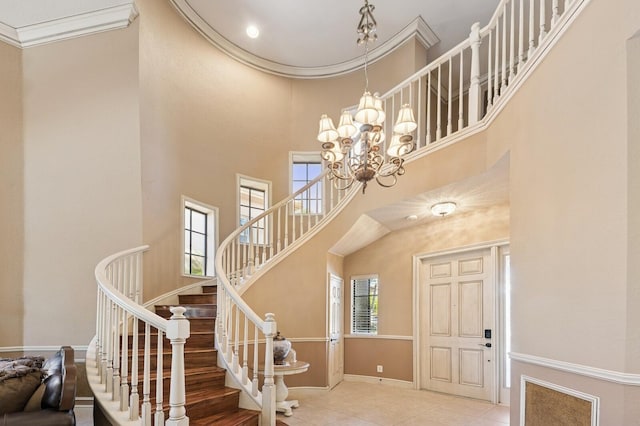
[539,0,547,43]
[106,301,113,393]
[447,57,452,136]
[458,51,464,131]
[552,0,560,26]
[141,323,152,426]
[242,317,249,385]
[129,317,140,420]
[154,330,164,426]
[436,64,442,140]
[120,307,129,411]
[529,0,536,58]
[501,8,507,92]
[252,325,259,396]
[518,0,525,72]
[233,309,240,374]
[417,76,423,148]
[284,203,289,248]
[509,0,516,82]
[112,304,120,402]
[277,207,282,254]
[468,22,481,124]
[494,23,500,102]
[426,70,432,142]
[487,30,493,110]
[165,307,190,426]
[262,313,277,426]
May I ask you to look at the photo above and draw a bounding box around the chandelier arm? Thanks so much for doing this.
[375,174,398,188]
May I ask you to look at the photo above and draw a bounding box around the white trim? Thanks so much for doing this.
[343,374,414,389]
[286,337,329,343]
[510,352,640,386]
[143,279,215,308]
[414,239,509,261]
[344,334,412,341]
[0,3,138,49]
[0,345,89,353]
[349,274,379,335]
[182,196,219,278]
[520,375,600,426]
[168,1,439,79]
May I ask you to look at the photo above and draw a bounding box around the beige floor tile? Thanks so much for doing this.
[282,381,511,425]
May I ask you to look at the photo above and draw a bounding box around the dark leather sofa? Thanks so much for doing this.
[1,346,76,426]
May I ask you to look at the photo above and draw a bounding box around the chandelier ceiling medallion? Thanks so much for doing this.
[317,0,417,194]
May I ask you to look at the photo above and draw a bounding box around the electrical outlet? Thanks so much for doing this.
[376,365,383,373]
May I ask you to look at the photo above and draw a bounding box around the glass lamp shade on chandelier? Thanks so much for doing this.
[317,0,417,194]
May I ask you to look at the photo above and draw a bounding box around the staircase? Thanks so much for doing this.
[89,1,590,424]
[148,285,260,425]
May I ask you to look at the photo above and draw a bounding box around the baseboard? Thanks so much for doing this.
[343,374,414,389]
[0,345,89,353]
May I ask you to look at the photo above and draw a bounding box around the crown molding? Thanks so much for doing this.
[0,3,138,49]
[170,0,440,79]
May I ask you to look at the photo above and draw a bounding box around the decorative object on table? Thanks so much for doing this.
[316,0,417,194]
[273,331,292,365]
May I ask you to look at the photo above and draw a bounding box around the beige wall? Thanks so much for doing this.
[476,0,640,423]
[138,0,294,298]
[20,24,142,345]
[0,42,24,346]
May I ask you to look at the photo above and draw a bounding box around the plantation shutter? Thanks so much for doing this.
[351,276,379,334]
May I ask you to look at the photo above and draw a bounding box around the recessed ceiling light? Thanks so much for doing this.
[246,25,259,39]
[431,202,457,217]
[405,215,418,221]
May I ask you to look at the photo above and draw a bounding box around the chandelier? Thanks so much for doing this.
[317,0,417,194]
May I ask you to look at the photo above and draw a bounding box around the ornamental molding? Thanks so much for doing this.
[0,3,138,49]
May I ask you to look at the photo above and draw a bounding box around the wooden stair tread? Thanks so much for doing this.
[190,408,259,426]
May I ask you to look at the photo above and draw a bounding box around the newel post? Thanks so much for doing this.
[165,307,190,426]
[468,22,482,125]
[262,313,277,426]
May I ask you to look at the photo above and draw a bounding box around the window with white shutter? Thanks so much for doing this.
[351,275,379,334]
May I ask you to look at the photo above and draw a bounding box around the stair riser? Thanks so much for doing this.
[129,350,217,371]
[155,306,217,319]
[178,294,217,305]
[130,371,226,396]
[128,332,214,348]
[177,392,240,420]
[201,286,217,294]
[136,318,215,332]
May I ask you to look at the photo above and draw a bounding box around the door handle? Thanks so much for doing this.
[478,343,492,348]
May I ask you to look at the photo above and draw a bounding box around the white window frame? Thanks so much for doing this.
[181,196,218,278]
[237,174,272,246]
[289,151,324,216]
[350,274,379,335]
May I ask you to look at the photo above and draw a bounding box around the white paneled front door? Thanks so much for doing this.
[419,248,495,401]
[328,273,344,389]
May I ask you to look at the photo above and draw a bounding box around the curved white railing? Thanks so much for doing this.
[90,246,190,426]
[91,1,588,424]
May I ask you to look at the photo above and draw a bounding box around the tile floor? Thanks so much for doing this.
[278,381,510,426]
[77,381,511,425]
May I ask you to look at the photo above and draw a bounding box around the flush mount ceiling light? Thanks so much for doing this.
[317,0,417,194]
[431,202,457,217]
[246,25,259,39]
[405,214,418,221]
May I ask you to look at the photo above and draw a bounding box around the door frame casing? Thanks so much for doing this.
[412,239,509,404]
